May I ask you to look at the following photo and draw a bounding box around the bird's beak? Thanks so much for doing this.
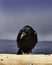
[20,32,26,39]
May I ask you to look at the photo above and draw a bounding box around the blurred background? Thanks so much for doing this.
[0,0,52,54]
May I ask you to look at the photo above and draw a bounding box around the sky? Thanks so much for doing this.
[0,0,52,41]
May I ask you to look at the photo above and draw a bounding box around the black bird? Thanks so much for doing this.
[17,25,38,54]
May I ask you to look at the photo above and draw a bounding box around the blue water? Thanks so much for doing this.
[32,41,52,54]
[0,40,52,54]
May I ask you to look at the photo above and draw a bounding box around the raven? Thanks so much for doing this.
[17,25,38,54]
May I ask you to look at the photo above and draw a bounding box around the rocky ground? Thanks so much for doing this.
[0,54,52,65]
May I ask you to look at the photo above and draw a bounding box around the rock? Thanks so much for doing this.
[0,54,52,65]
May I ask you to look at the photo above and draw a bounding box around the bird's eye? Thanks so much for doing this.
[26,27,30,32]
